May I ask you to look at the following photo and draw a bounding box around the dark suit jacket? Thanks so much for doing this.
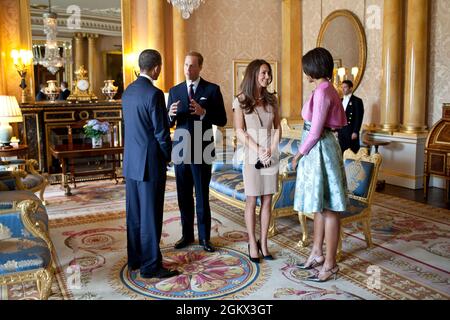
[122,76,172,181]
[35,91,47,101]
[343,94,364,135]
[58,89,71,100]
[338,94,364,153]
[168,78,227,164]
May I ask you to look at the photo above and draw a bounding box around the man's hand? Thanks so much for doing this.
[351,133,358,140]
[189,99,206,116]
[169,100,180,117]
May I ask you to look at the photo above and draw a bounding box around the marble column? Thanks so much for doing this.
[173,8,187,85]
[147,0,166,91]
[87,34,98,94]
[281,0,302,120]
[402,0,429,133]
[380,0,403,133]
[73,33,84,72]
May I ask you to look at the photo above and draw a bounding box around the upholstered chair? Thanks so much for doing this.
[0,159,48,204]
[0,191,55,299]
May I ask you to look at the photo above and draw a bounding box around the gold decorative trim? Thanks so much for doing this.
[79,111,90,120]
[317,9,367,93]
[93,110,122,119]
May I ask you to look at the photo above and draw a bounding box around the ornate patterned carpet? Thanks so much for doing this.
[1,179,449,300]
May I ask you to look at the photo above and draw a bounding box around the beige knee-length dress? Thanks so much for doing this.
[233,98,279,196]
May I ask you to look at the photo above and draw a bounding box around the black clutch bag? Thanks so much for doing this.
[255,159,271,169]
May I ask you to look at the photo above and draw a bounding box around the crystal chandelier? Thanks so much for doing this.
[34,0,64,74]
[167,0,205,19]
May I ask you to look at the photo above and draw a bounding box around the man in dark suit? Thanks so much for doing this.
[122,49,178,279]
[337,80,364,154]
[35,84,47,101]
[168,51,227,252]
[57,81,70,100]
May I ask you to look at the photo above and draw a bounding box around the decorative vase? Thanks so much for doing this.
[45,80,59,102]
[101,80,118,101]
[91,136,103,148]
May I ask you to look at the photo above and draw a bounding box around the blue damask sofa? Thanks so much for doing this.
[0,190,55,299]
[209,119,302,236]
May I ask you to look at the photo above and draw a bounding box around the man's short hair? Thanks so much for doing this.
[139,49,162,72]
[186,51,204,67]
[342,80,354,88]
[61,81,68,88]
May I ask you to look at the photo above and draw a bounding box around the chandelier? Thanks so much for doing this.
[167,0,205,19]
[34,0,64,74]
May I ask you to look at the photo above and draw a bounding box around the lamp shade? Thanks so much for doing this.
[0,96,22,123]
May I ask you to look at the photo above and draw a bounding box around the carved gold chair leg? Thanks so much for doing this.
[268,212,277,237]
[36,268,54,300]
[297,213,310,247]
[362,218,373,248]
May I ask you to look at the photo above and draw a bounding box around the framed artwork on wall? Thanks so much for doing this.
[232,59,278,97]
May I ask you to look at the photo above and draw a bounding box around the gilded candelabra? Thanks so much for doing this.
[11,50,33,104]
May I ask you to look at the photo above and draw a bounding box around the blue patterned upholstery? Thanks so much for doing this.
[344,159,375,198]
[340,198,369,219]
[21,174,45,190]
[279,138,301,156]
[210,170,246,202]
[0,203,51,275]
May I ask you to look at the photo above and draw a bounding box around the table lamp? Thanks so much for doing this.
[0,96,23,148]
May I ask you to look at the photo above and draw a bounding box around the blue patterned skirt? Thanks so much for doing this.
[293,122,347,214]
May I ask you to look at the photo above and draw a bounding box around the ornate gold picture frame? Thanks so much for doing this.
[232,59,278,97]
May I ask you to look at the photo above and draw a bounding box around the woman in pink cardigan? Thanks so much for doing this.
[292,47,348,282]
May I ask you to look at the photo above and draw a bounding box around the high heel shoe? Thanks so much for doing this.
[247,244,260,263]
[257,240,274,260]
[296,255,324,270]
[305,265,339,282]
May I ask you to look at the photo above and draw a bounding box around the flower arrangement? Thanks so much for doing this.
[83,119,110,139]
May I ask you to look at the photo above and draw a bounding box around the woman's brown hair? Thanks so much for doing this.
[237,59,278,114]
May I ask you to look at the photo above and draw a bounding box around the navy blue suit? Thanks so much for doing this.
[168,78,227,242]
[338,94,364,154]
[122,76,172,273]
[57,89,71,100]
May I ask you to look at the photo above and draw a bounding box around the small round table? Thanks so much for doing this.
[0,145,28,159]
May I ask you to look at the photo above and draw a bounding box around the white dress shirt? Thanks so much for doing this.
[343,94,352,111]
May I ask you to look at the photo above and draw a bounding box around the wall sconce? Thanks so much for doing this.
[351,67,359,80]
[337,67,346,82]
[11,49,33,103]
[125,53,140,78]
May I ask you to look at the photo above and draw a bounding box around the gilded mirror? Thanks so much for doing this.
[317,10,367,94]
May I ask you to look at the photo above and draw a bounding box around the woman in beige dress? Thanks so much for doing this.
[233,59,281,263]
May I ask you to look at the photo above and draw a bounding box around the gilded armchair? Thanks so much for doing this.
[298,148,382,261]
[0,191,55,299]
[0,159,48,204]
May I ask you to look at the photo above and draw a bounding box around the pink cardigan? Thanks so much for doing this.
[299,81,347,155]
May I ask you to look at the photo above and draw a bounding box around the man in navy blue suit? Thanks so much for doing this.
[122,49,178,279]
[168,52,227,252]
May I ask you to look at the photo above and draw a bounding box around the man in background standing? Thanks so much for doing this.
[337,80,364,154]
[57,81,71,100]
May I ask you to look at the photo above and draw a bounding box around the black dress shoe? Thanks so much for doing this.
[257,240,274,260]
[199,239,215,252]
[174,237,194,249]
[140,267,180,279]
